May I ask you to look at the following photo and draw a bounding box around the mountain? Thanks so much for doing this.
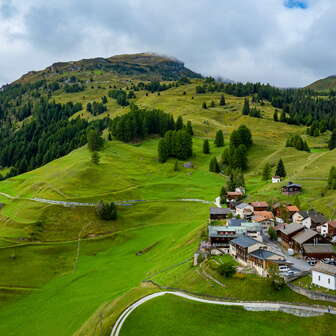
[306,75,336,91]
[17,52,201,83]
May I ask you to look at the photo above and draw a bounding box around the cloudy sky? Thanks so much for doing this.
[0,0,335,87]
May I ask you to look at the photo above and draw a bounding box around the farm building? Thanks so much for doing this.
[281,182,302,195]
[312,262,336,290]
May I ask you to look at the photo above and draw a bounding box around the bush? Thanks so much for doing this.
[218,261,236,278]
[96,201,117,220]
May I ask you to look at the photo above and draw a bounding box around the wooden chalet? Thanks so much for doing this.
[277,223,304,246]
[209,207,233,220]
[229,235,262,263]
[281,182,302,195]
[250,201,269,212]
[303,244,336,260]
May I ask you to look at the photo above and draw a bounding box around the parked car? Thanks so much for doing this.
[279,265,290,273]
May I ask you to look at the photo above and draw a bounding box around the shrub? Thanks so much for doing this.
[218,261,236,278]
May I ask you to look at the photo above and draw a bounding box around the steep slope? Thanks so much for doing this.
[306,75,336,91]
[17,52,201,83]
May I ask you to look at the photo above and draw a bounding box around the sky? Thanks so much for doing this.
[0,0,335,87]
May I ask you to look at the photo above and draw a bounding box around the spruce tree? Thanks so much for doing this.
[176,116,184,130]
[262,162,272,181]
[209,157,220,173]
[214,130,224,147]
[202,102,207,109]
[275,159,286,178]
[186,120,194,136]
[203,139,210,154]
[87,129,103,152]
[210,100,215,108]
[242,98,250,115]
[158,139,168,163]
[220,186,227,204]
[273,111,278,121]
[328,129,336,150]
[219,95,226,106]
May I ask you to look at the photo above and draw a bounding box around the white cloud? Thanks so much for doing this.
[0,0,335,87]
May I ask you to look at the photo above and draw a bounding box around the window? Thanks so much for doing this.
[318,275,320,281]
[328,278,330,284]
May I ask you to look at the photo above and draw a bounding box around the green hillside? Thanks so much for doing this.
[306,75,336,90]
[0,56,335,335]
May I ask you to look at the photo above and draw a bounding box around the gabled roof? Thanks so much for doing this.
[292,229,318,245]
[303,244,335,254]
[254,211,274,220]
[230,235,260,248]
[228,218,245,227]
[249,248,284,261]
[210,207,231,215]
[227,191,242,196]
[287,205,299,212]
[236,202,251,209]
[312,262,336,276]
[250,201,269,208]
[297,210,327,224]
[279,223,304,235]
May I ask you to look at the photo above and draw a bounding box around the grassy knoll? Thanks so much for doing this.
[0,202,208,336]
[120,294,336,336]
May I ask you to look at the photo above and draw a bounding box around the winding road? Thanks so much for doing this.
[110,291,336,336]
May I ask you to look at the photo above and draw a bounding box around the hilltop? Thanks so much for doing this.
[16,52,201,83]
[306,75,336,91]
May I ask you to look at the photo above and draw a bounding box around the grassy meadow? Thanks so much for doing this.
[0,76,335,335]
[120,294,336,336]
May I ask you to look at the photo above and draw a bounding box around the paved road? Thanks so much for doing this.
[110,291,335,336]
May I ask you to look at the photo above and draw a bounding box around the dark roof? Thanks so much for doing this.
[292,229,318,245]
[303,244,335,254]
[283,183,302,188]
[228,218,245,227]
[297,210,327,224]
[249,249,275,260]
[210,207,231,215]
[230,235,260,248]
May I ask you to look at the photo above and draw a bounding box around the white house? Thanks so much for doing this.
[312,262,336,290]
[292,210,327,230]
[235,203,254,219]
[316,223,328,237]
[272,176,281,183]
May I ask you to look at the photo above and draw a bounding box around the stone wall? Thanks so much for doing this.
[288,283,336,303]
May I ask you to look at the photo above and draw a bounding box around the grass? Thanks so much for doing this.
[120,294,336,336]
[0,77,335,335]
[293,275,336,296]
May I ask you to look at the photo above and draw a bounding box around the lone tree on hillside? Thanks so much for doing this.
[96,201,117,220]
[91,151,100,165]
[209,156,220,173]
[219,94,226,106]
[87,129,104,152]
[262,162,272,181]
[202,102,207,109]
[328,129,336,150]
[242,98,250,115]
[158,139,168,163]
[273,111,278,121]
[214,130,224,147]
[203,139,210,154]
[275,159,286,178]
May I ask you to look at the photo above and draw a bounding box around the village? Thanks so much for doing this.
[200,178,336,293]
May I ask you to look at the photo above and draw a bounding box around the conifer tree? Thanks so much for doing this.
[214,130,224,147]
[87,129,103,152]
[209,157,220,173]
[219,94,226,106]
[202,102,207,109]
[242,98,250,115]
[158,139,168,163]
[174,160,179,172]
[328,129,336,150]
[91,151,100,165]
[210,100,215,108]
[186,120,194,136]
[203,139,210,154]
[176,116,184,130]
[327,166,336,190]
[262,162,272,181]
[220,186,227,204]
[275,159,286,178]
[273,111,278,121]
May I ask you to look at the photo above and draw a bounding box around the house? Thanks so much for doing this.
[252,211,275,231]
[291,229,327,253]
[248,248,288,277]
[208,222,262,248]
[287,205,299,217]
[327,221,336,238]
[277,223,305,246]
[229,236,263,263]
[226,191,243,202]
[235,203,254,219]
[272,176,281,183]
[209,207,233,220]
[250,201,269,212]
[312,262,336,290]
[281,182,302,195]
[292,210,327,229]
[316,223,329,237]
[302,244,336,260]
